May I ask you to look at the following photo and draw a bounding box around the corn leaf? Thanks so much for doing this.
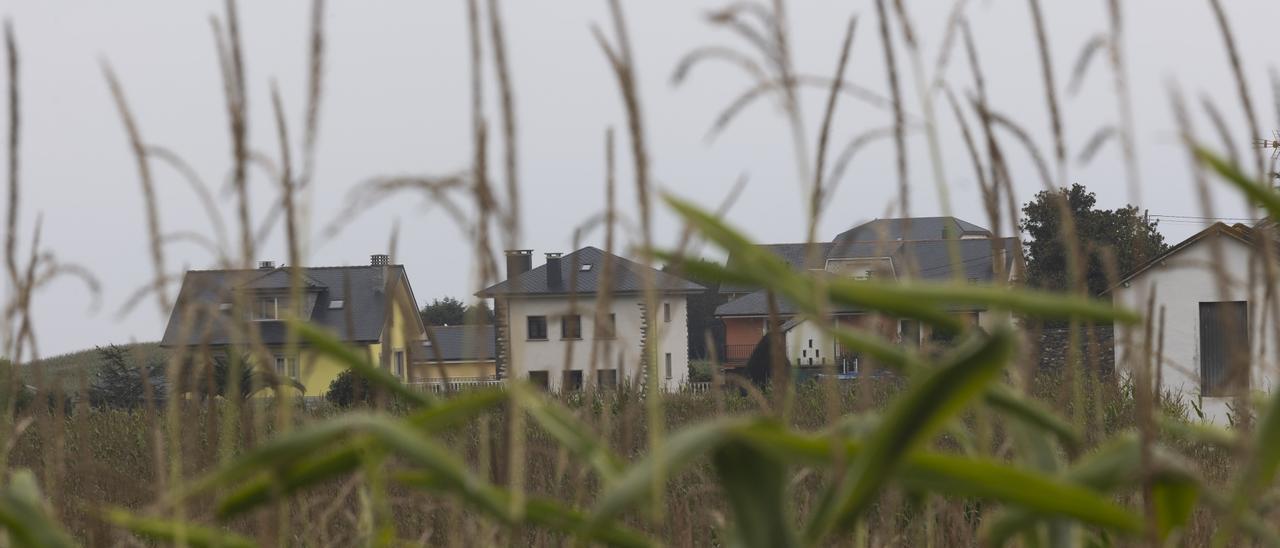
[107,509,255,548]
[513,384,625,483]
[712,440,798,548]
[0,470,78,548]
[290,318,433,407]
[804,327,1014,543]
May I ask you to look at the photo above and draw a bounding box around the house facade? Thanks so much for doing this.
[716,217,1020,372]
[413,324,498,383]
[160,255,425,397]
[479,247,703,392]
[1110,222,1274,424]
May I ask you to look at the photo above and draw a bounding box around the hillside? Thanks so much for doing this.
[20,342,165,390]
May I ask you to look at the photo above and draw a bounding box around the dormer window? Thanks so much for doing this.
[254,296,282,321]
[329,299,344,310]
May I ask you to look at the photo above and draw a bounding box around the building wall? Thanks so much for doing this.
[502,294,690,391]
[724,316,770,347]
[1112,235,1273,424]
[409,360,496,381]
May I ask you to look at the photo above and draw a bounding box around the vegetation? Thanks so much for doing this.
[1,0,1278,546]
[1021,184,1169,296]
[419,296,494,326]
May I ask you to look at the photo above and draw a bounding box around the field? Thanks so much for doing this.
[4,0,1280,546]
[3,371,1249,546]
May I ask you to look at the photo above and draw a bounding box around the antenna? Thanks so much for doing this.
[1253,130,1280,160]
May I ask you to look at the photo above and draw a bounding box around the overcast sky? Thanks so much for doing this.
[4,1,1279,356]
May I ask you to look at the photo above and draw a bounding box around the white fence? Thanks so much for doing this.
[408,378,505,394]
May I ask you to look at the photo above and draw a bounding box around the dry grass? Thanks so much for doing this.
[2,0,1280,546]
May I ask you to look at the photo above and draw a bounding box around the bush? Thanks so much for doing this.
[325,369,381,407]
[688,359,714,382]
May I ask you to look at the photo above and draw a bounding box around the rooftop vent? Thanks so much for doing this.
[546,252,563,288]
[258,260,275,270]
[505,249,533,278]
[371,254,390,266]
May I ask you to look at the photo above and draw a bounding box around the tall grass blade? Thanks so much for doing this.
[804,327,1015,542]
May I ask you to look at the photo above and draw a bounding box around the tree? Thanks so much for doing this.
[419,296,494,326]
[1021,183,1169,296]
[88,344,167,409]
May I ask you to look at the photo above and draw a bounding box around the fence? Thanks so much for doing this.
[408,377,505,394]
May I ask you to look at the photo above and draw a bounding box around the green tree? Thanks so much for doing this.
[419,296,494,326]
[1021,183,1169,296]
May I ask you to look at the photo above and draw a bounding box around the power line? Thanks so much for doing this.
[1148,213,1262,222]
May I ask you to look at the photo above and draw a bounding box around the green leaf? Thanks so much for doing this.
[1196,146,1280,220]
[712,440,798,548]
[0,470,78,548]
[985,386,1081,452]
[218,443,365,518]
[107,508,255,548]
[804,327,1015,543]
[589,417,755,526]
[1151,473,1198,541]
[395,472,656,548]
[290,318,434,407]
[660,193,1140,326]
[1214,374,1280,546]
[905,452,1142,535]
[513,384,624,483]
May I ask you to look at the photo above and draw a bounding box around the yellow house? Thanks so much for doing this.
[413,324,497,383]
[159,254,426,398]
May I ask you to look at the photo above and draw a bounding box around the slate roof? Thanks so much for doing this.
[720,243,831,294]
[418,325,496,362]
[478,246,704,297]
[832,216,991,245]
[160,265,416,346]
[715,237,1020,317]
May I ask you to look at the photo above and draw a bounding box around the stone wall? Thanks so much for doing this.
[1033,326,1114,371]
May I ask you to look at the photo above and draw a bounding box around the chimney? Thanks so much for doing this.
[505,249,533,279]
[545,252,563,288]
[258,260,275,270]
[370,254,390,267]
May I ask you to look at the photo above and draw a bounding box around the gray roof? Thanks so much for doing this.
[478,246,704,297]
[715,237,1020,317]
[832,216,991,245]
[160,265,417,346]
[418,325,496,362]
[720,242,831,294]
[719,216,1004,296]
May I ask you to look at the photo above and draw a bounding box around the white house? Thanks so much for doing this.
[478,247,703,392]
[1111,222,1275,424]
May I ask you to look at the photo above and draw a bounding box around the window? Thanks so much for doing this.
[329,299,344,310]
[562,315,582,339]
[394,350,405,379]
[1200,301,1249,396]
[254,297,280,320]
[528,371,549,390]
[563,370,583,391]
[595,313,617,338]
[274,356,299,379]
[900,320,920,347]
[527,316,548,340]
[665,353,672,380]
[597,369,618,389]
[663,302,671,322]
[580,264,593,272]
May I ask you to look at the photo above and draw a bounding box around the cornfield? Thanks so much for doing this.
[1,1,1279,546]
